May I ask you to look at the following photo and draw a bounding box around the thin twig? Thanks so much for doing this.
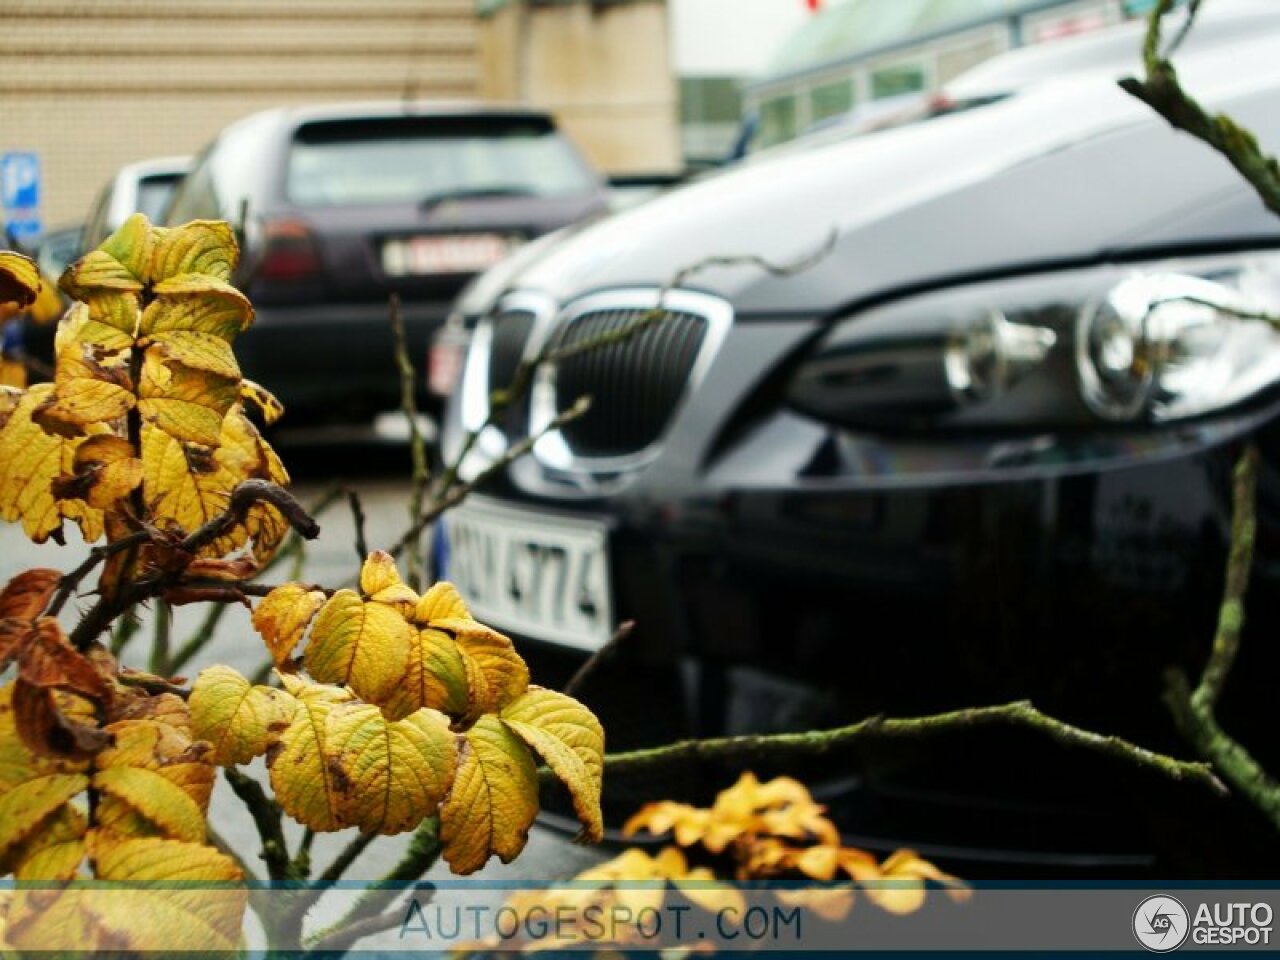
[389,395,591,559]
[109,606,141,657]
[1119,0,1280,217]
[223,768,295,884]
[595,699,1225,795]
[347,489,368,564]
[389,293,431,591]
[147,599,171,676]
[167,601,229,676]
[1165,447,1280,829]
[563,620,634,699]
[47,529,150,617]
[116,671,191,700]
[306,817,442,953]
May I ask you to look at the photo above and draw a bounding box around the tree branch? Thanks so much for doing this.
[223,767,296,884]
[389,293,431,590]
[1119,0,1280,217]
[594,700,1225,795]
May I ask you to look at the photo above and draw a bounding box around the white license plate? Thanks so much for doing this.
[382,234,509,276]
[444,497,614,651]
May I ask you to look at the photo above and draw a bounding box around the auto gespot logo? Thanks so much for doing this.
[1133,895,1275,951]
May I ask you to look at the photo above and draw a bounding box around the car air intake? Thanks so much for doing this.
[488,309,536,396]
[551,307,708,458]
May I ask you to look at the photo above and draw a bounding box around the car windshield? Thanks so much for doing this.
[287,116,596,207]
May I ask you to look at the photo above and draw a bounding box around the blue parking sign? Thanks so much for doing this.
[1,153,40,210]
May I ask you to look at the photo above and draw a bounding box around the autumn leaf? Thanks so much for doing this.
[148,219,238,285]
[0,569,59,621]
[139,281,252,341]
[501,686,604,842]
[325,702,456,834]
[52,435,143,510]
[188,665,295,767]
[0,773,88,865]
[252,584,326,667]
[0,683,87,793]
[92,766,206,844]
[9,804,87,881]
[267,673,354,832]
[304,589,414,706]
[0,384,108,543]
[439,715,538,874]
[381,625,472,721]
[136,342,239,447]
[415,582,528,715]
[240,379,284,424]
[98,718,214,814]
[0,252,41,308]
[140,406,289,561]
[360,550,419,611]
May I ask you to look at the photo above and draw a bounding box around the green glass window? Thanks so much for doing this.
[809,78,855,123]
[871,63,927,100]
[758,95,798,149]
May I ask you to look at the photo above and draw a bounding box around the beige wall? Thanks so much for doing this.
[478,0,680,174]
[1,0,480,227]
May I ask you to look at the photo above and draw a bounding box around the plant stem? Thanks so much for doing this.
[389,294,430,590]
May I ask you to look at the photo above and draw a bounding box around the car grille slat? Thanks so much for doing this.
[488,309,535,396]
[552,306,708,459]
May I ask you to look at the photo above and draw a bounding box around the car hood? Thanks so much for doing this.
[510,43,1280,317]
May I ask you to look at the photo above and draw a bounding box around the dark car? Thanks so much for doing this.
[436,7,1280,874]
[164,102,609,424]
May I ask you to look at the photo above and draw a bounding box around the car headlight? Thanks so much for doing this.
[787,252,1280,430]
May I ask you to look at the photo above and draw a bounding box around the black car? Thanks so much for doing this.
[164,102,609,422]
[436,8,1280,874]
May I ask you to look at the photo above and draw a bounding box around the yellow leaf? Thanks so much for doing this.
[136,343,239,447]
[0,384,107,543]
[140,407,288,561]
[0,684,87,794]
[73,293,140,345]
[97,730,214,825]
[325,702,456,834]
[501,686,604,842]
[59,251,143,300]
[91,766,205,844]
[623,801,709,848]
[53,435,143,510]
[87,834,246,952]
[775,886,856,921]
[304,589,414,706]
[140,281,252,340]
[0,252,41,308]
[97,213,156,284]
[148,220,238,285]
[189,665,296,766]
[239,379,284,424]
[0,773,88,863]
[267,674,354,832]
[10,804,86,881]
[360,550,419,610]
[415,581,471,623]
[252,584,326,667]
[439,716,538,875]
[142,329,240,381]
[0,359,25,389]
[381,627,471,721]
[442,620,529,715]
[35,337,134,436]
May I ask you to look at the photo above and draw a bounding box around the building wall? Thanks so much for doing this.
[1,0,480,227]
[477,0,680,174]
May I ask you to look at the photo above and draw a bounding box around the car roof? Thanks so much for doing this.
[948,0,1280,98]
[113,155,191,182]
[252,99,557,128]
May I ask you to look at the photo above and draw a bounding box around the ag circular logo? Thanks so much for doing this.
[1133,895,1190,952]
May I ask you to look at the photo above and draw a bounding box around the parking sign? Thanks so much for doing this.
[1,153,40,210]
[1,152,42,240]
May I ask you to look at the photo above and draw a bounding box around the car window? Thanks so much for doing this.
[286,116,596,207]
[135,173,184,224]
[82,183,113,250]
[165,149,220,224]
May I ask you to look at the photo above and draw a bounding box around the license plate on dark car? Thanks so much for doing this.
[444,496,614,651]
[382,234,510,276]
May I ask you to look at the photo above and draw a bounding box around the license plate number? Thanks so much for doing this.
[382,234,509,276]
[444,497,613,651]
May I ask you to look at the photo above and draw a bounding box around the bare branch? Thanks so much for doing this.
[389,293,431,590]
[223,768,297,884]
[1119,0,1280,217]
[563,620,634,699]
[346,489,369,564]
[596,700,1225,795]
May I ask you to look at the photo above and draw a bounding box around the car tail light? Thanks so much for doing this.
[258,219,321,282]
